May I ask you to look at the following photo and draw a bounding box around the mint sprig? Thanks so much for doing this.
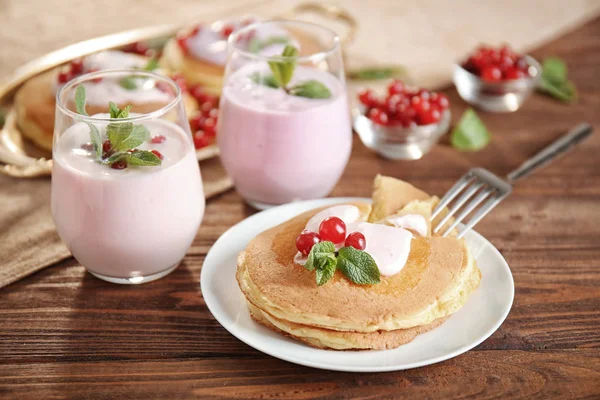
[303,240,380,286]
[537,57,577,103]
[450,108,491,151]
[119,58,160,90]
[253,45,332,100]
[348,66,408,81]
[248,36,290,53]
[73,85,161,167]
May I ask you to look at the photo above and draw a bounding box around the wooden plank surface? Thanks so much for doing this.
[1,16,600,400]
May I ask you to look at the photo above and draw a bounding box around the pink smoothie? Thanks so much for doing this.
[51,117,204,279]
[217,65,352,206]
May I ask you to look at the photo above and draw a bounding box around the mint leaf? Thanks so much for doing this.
[250,72,280,88]
[288,80,331,99]
[537,57,577,103]
[268,44,297,88]
[348,66,407,81]
[102,152,127,165]
[126,150,162,166]
[450,108,491,151]
[109,124,149,152]
[106,122,134,150]
[119,76,137,90]
[117,105,132,119]
[84,122,102,161]
[305,241,335,272]
[75,85,88,116]
[542,57,567,85]
[337,246,380,285]
[249,36,290,53]
[315,257,337,286]
[108,102,120,119]
[143,58,159,71]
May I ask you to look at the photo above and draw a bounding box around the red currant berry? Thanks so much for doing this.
[431,93,449,109]
[384,94,401,114]
[221,25,235,38]
[419,106,442,125]
[203,118,217,136]
[189,113,204,132]
[151,135,166,144]
[411,96,430,114]
[111,160,127,170]
[481,66,502,82]
[388,80,405,96]
[150,150,164,160]
[70,59,84,74]
[358,89,379,107]
[295,230,321,255]
[504,67,526,80]
[368,108,389,126]
[176,35,189,54]
[193,131,211,149]
[208,108,219,119]
[418,89,431,101]
[102,140,112,153]
[57,70,72,84]
[201,101,216,115]
[319,217,347,244]
[345,231,366,250]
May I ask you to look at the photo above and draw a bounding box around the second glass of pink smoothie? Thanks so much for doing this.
[218,21,352,209]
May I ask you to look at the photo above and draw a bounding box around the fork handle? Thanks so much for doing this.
[507,123,593,183]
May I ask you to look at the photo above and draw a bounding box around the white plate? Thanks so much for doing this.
[201,197,514,372]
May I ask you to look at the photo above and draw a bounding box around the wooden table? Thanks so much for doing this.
[2,18,600,400]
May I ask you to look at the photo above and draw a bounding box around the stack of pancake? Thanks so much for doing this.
[236,175,481,350]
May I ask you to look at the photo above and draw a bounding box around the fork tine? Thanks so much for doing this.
[433,181,484,234]
[456,191,509,239]
[432,172,474,219]
[441,187,493,237]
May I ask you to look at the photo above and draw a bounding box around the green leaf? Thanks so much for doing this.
[315,257,337,286]
[117,105,132,119]
[249,36,290,53]
[109,124,149,152]
[538,78,577,103]
[84,122,102,161]
[348,66,408,81]
[119,76,138,90]
[268,44,298,88]
[125,150,162,166]
[250,72,280,88]
[450,108,491,151]
[106,122,134,150]
[337,246,380,285]
[74,85,88,116]
[102,152,127,165]
[305,241,336,272]
[541,57,567,85]
[108,102,120,119]
[143,58,159,71]
[288,80,331,99]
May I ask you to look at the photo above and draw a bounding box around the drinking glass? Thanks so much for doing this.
[52,69,204,284]
[218,20,352,210]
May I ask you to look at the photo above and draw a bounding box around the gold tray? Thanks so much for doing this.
[0,3,357,178]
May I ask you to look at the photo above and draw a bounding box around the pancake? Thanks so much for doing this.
[236,176,481,350]
[14,53,198,151]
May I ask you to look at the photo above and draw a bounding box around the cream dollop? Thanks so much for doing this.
[296,205,413,277]
[386,214,428,237]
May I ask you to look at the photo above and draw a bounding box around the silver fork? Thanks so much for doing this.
[432,123,593,238]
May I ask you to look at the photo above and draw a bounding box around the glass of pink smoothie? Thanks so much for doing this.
[52,70,204,284]
[218,21,352,209]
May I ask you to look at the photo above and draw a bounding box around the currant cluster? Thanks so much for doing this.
[57,59,100,84]
[462,45,532,82]
[295,217,367,256]
[122,41,158,58]
[188,85,220,149]
[358,80,450,128]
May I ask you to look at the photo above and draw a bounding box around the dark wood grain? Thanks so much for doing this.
[1,17,600,400]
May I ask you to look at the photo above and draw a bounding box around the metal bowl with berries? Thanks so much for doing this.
[354,80,451,160]
[454,45,541,113]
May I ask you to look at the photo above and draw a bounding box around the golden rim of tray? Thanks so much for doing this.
[0,3,358,178]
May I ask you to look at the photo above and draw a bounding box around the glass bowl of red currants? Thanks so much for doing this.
[354,80,451,160]
[454,45,541,112]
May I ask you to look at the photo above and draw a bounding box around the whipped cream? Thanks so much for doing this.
[386,214,428,237]
[186,17,298,65]
[295,205,414,277]
[54,50,172,106]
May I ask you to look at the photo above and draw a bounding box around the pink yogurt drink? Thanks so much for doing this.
[217,65,352,209]
[51,117,204,283]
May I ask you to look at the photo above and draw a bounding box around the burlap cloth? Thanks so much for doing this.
[0,0,599,288]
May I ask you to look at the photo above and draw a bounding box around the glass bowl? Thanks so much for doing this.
[353,108,451,160]
[453,55,541,113]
